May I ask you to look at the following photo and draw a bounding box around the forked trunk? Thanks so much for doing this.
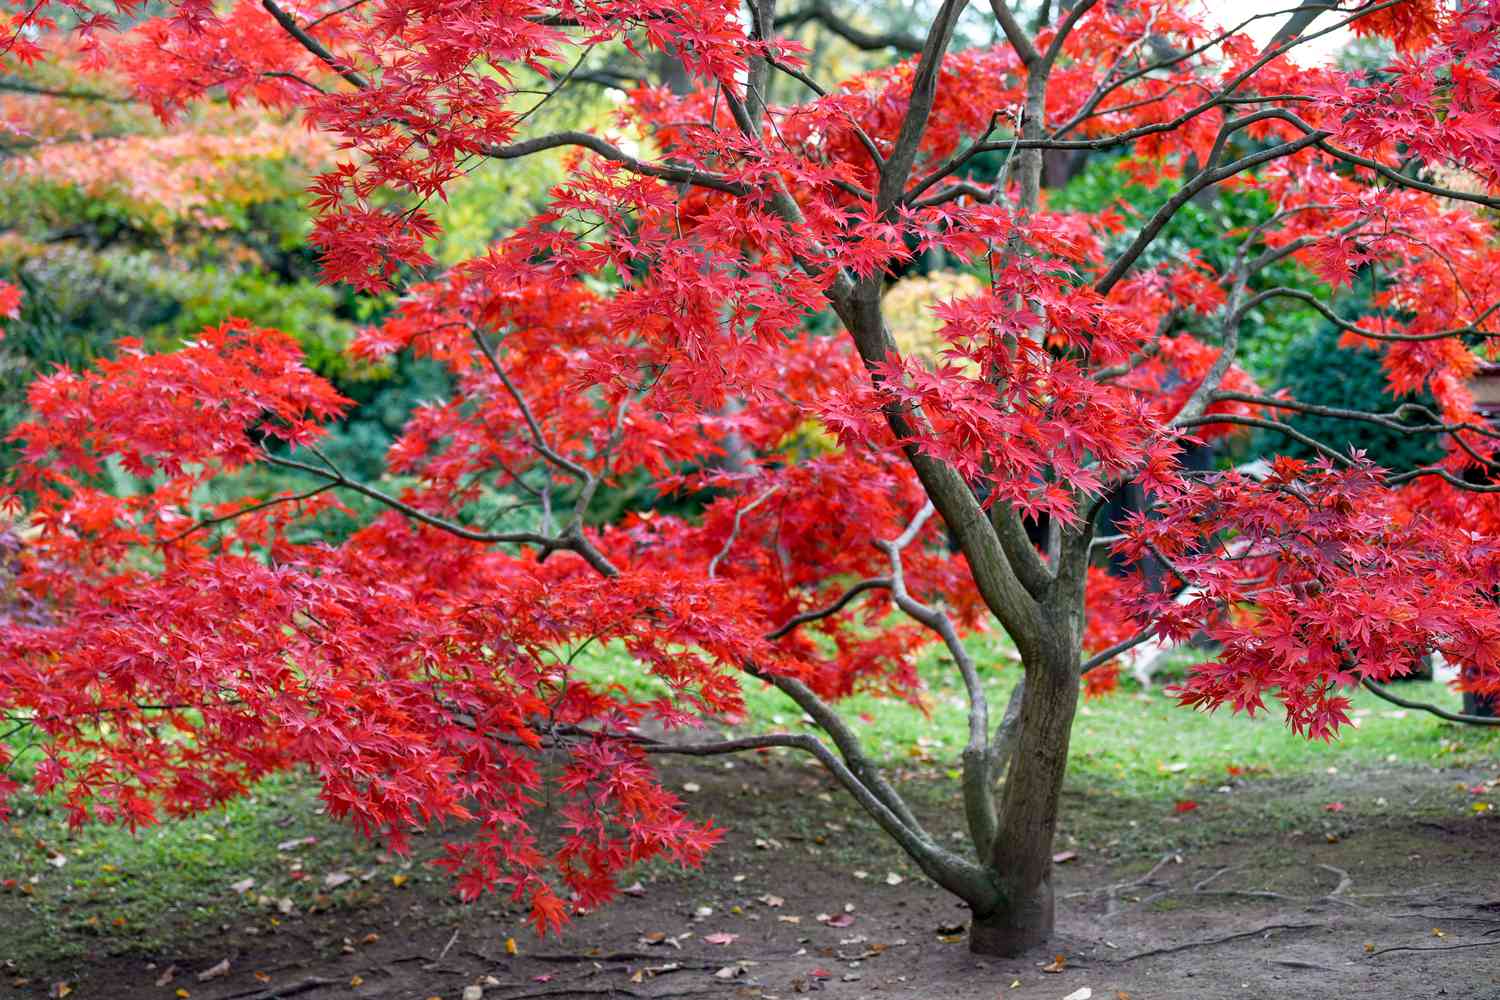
[969,650,1081,956]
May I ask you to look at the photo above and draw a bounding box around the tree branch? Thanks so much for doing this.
[261,0,370,90]
[773,1,923,53]
[988,0,1040,67]
[1361,679,1500,727]
[874,503,997,859]
[764,577,893,641]
[707,486,781,578]
[0,76,128,102]
[876,0,970,211]
[260,452,619,575]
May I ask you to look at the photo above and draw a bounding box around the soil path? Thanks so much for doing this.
[4,759,1498,1000]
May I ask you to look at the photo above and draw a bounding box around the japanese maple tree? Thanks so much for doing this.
[4,0,1500,957]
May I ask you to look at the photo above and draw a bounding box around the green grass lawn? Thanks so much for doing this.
[575,633,1500,798]
[2,632,1497,969]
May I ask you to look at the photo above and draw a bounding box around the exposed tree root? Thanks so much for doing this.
[1113,922,1325,963]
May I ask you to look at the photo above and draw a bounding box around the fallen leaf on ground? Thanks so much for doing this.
[504,937,519,955]
[462,986,483,1000]
[1052,850,1079,864]
[195,959,229,983]
[884,872,903,885]
[154,966,178,987]
[229,878,255,894]
[276,836,316,852]
[758,893,784,907]
[1173,800,1199,814]
[1324,802,1345,813]
[1041,954,1067,973]
[621,881,646,897]
[197,959,231,982]
[323,872,352,889]
[713,966,741,980]
[1062,988,1092,1000]
[704,932,739,945]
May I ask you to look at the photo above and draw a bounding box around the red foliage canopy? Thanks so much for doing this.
[3,0,1500,936]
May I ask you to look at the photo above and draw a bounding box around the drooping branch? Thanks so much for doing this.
[1237,288,1500,344]
[1212,391,1500,444]
[1361,679,1500,727]
[1388,466,1500,494]
[764,577,893,641]
[1175,413,1355,467]
[560,724,1001,909]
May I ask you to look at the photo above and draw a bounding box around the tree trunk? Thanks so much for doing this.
[969,647,1080,956]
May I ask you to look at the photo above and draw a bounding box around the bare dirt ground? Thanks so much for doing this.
[4,756,1499,1000]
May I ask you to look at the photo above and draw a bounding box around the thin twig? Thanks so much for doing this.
[707,486,780,578]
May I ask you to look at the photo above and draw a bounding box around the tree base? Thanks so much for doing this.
[968,888,1054,957]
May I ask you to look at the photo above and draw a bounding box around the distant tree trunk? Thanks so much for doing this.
[1462,665,1499,717]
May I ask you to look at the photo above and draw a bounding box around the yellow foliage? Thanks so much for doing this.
[882,270,984,367]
